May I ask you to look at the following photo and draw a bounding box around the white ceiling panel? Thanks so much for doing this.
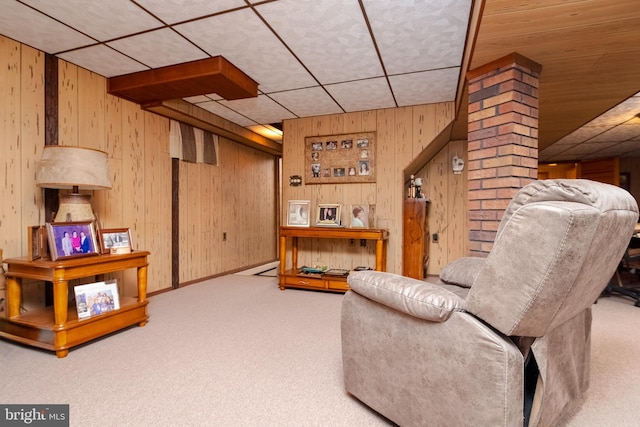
[270,87,343,118]
[219,95,298,125]
[21,0,163,42]
[107,28,207,69]
[197,101,256,127]
[256,0,383,84]
[326,78,396,113]
[364,0,472,74]
[135,0,246,25]
[174,8,316,93]
[58,45,149,77]
[589,124,640,143]
[0,2,95,53]
[391,68,459,106]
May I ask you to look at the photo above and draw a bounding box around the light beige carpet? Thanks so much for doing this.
[1,274,639,426]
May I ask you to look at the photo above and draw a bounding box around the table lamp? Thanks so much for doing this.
[35,146,112,222]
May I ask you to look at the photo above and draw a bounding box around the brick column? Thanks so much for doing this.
[466,53,542,256]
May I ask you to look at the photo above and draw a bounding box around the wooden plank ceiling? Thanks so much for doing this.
[469,0,640,157]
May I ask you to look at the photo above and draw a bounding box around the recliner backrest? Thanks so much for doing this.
[465,179,638,337]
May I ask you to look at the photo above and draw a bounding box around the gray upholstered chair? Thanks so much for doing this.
[341,179,639,427]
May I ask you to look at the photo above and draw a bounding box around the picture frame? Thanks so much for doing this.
[27,225,44,261]
[287,200,311,227]
[46,221,99,261]
[99,228,133,254]
[316,203,341,227]
[74,279,120,320]
[349,204,370,228]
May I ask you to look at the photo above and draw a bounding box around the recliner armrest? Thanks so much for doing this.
[347,271,465,322]
[439,257,486,288]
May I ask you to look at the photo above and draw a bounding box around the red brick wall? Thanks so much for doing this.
[466,53,541,256]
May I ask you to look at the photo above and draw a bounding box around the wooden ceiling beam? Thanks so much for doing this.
[107,56,258,104]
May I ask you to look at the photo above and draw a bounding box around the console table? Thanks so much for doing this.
[0,251,149,358]
[279,226,388,293]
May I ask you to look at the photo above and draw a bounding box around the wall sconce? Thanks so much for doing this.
[36,146,112,222]
[452,155,465,175]
[289,175,302,186]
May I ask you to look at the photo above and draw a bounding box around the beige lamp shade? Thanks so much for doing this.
[35,146,112,190]
[36,146,111,222]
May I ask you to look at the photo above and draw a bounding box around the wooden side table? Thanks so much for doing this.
[279,226,388,293]
[0,251,149,358]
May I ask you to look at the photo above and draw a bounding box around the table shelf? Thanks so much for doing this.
[278,227,388,293]
[0,251,149,358]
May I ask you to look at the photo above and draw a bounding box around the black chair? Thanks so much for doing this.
[604,232,640,306]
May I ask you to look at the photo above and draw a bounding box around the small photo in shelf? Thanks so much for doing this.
[349,205,370,228]
[74,280,120,320]
[316,203,341,227]
[287,200,311,227]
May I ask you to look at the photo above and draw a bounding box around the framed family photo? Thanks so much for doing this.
[287,200,311,227]
[316,203,341,227]
[27,225,44,261]
[99,228,133,254]
[46,221,99,261]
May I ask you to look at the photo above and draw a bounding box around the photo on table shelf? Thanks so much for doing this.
[27,225,43,261]
[287,200,311,227]
[99,228,133,254]
[316,203,341,226]
[46,221,99,261]
[349,205,370,228]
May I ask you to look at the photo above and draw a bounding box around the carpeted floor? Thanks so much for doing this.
[1,274,639,426]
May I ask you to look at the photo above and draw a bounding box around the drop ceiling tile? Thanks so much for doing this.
[325,78,396,112]
[58,45,149,77]
[256,0,383,84]
[270,87,343,118]
[184,94,221,103]
[197,101,255,127]
[588,94,640,127]
[364,0,472,74]
[589,123,640,143]
[554,125,611,145]
[21,0,163,41]
[0,2,95,53]
[107,28,207,69]
[390,68,459,106]
[135,0,246,24]
[174,8,316,93]
[219,95,298,125]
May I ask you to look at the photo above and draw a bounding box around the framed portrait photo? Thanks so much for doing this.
[287,200,311,227]
[349,204,370,228]
[27,225,43,261]
[316,203,341,227]
[46,221,99,261]
[99,228,133,254]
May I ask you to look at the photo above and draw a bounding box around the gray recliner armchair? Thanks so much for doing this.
[341,179,639,426]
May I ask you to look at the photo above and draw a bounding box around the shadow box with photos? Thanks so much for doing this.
[305,132,375,184]
[46,221,99,261]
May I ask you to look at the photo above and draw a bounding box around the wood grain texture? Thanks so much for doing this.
[282,103,454,274]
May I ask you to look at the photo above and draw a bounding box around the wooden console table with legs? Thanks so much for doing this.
[279,226,388,293]
[0,251,150,358]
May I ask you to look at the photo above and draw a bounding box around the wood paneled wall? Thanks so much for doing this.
[0,35,278,298]
[414,140,468,275]
[282,104,456,274]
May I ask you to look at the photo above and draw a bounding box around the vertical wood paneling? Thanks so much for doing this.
[57,61,78,147]
[77,68,104,150]
[282,102,456,274]
[21,46,44,229]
